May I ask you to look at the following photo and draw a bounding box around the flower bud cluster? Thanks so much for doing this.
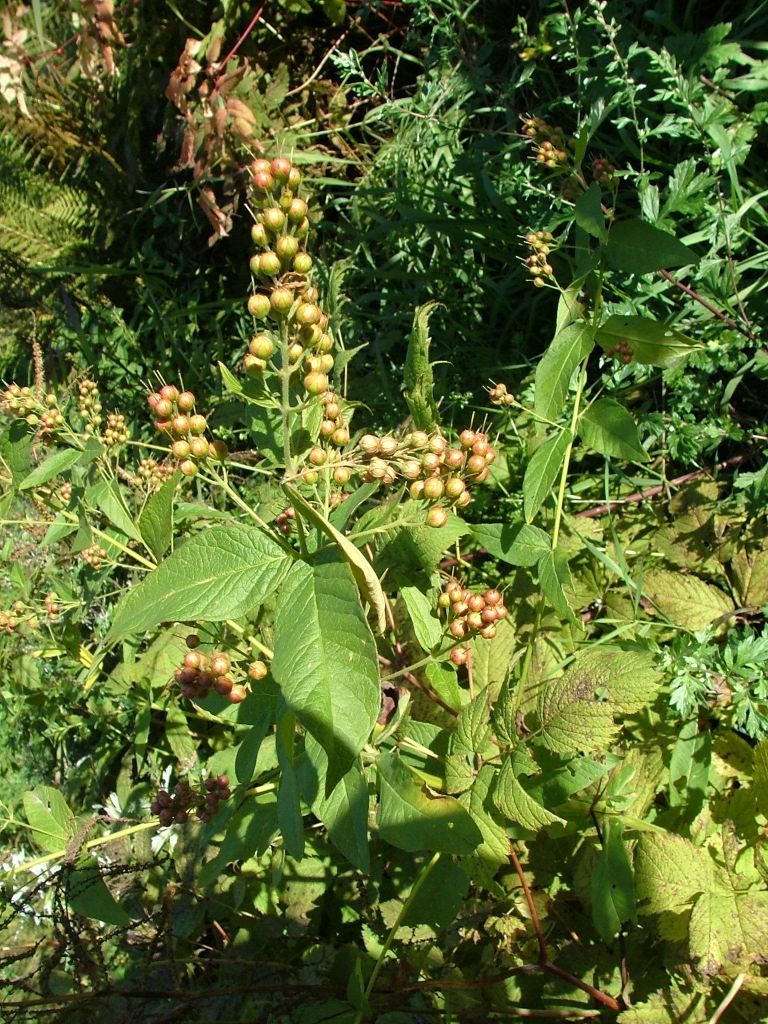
[78,380,102,433]
[487,382,515,407]
[592,157,616,186]
[438,579,508,661]
[44,591,60,620]
[0,600,39,633]
[524,230,555,287]
[1,385,64,437]
[81,543,108,569]
[174,638,248,704]
[521,116,572,169]
[606,339,633,365]
[147,384,227,477]
[275,505,296,535]
[151,775,231,826]
[103,412,128,447]
[133,457,176,491]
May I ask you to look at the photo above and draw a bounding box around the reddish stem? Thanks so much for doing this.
[217,3,267,72]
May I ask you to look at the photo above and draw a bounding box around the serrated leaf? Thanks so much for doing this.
[539,648,661,755]
[87,478,143,541]
[535,323,594,422]
[591,821,636,942]
[454,691,493,756]
[635,831,710,914]
[578,398,648,462]
[19,448,82,491]
[689,889,768,976]
[469,616,516,694]
[458,764,509,881]
[730,545,768,608]
[574,181,607,239]
[755,742,768,819]
[404,301,441,431]
[107,525,293,640]
[138,472,179,561]
[617,987,708,1023]
[644,570,734,630]
[401,586,442,652]
[596,314,700,368]
[377,751,482,854]
[165,702,197,764]
[23,787,76,853]
[493,748,566,832]
[272,556,380,783]
[606,219,698,274]
[523,429,571,523]
[284,484,386,634]
[470,521,550,567]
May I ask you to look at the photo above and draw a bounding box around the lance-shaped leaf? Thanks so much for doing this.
[284,485,386,633]
[108,525,293,640]
[605,220,698,275]
[523,429,571,523]
[272,555,380,784]
[404,301,441,431]
[535,322,594,423]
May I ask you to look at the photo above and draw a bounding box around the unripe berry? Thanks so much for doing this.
[331,426,350,446]
[320,419,336,438]
[248,293,271,318]
[296,217,310,237]
[333,466,351,484]
[427,506,448,528]
[309,446,327,466]
[288,167,302,188]
[248,660,268,680]
[288,343,304,363]
[438,592,452,608]
[459,429,476,448]
[468,594,486,612]
[402,459,422,480]
[287,198,308,223]
[229,685,247,704]
[259,252,282,277]
[455,490,472,508]
[467,611,484,630]
[271,157,292,181]
[295,302,321,326]
[484,589,502,606]
[360,434,380,455]
[184,651,202,670]
[180,460,198,477]
[450,647,468,666]
[252,159,272,175]
[189,437,209,459]
[466,454,486,475]
[410,431,429,448]
[210,653,231,677]
[324,401,341,420]
[479,623,497,640]
[270,288,294,316]
[172,414,190,436]
[379,436,398,457]
[421,452,441,473]
[251,223,269,247]
[445,477,466,499]
[293,252,313,274]
[429,435,447,454]
[276,235,300,262]
[244,354,267,376]
[410,480,425,499]
[250,334,275,359]
[304,371,329,394]
[187,414,206,435]
[302,468,319,484]
[155,398,173,419]
[172,439,191,459]
[262,206,286,232]
[423,477,445,500]
[252,170,275,192]
[444,449,465,469]
[177,391,195,411]
[472,438,490,457]
[318,354,334,373]
[160,384,179,403]
[209,440,228,461]
[449,618,467,638]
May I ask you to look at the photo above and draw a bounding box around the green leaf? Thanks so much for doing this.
[107,525,293,641]
[574,181,607,240]
[454,691,493,756]
[401,586,442,652]
[523,429,571,523]
[537,548,576,620]
[138,472,179,561]
[403,301,442,431]
[689,888,768,976]
[377,751,482,854]
[458,764,509,881]
[272,555,380,783]
[754,742,768,819]
[470,521,550,567]
[493,748,566,832]
[535,323,594,423]
[591,821,636,942]
[165,702,197,764]
[19,448,82,491]
[300,735,370,872]
[596,314,700,369]
[578,398,648,462]
[400,856,469,930]
[635,831,710,915]
[86,478,143,542]
[644,570,734,631]
[284,485,386,634]
[198,795,279,888]
[606,219,698,274]
[2,421,32,484]
[669,719,711,812]
[67,859,131,926]
[23,786,77,853]
[276,710,305,860]
[469,616,516,694]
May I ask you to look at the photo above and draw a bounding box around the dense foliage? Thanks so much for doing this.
[1,2,767,1022]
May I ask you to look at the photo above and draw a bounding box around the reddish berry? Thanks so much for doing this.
[427,506,448,528]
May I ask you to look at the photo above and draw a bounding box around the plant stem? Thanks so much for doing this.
[13,820,159,874]
[354,851,442,1023]
[279,319,294,476]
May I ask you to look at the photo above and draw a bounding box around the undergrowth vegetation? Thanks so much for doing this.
[1,2,767,1022]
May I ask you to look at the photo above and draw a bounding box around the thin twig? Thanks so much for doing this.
[708,973,746,1024]
[216,3,267,72]
[659,269,754,341]
[286,25,354,97]
[575,454,747,519]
